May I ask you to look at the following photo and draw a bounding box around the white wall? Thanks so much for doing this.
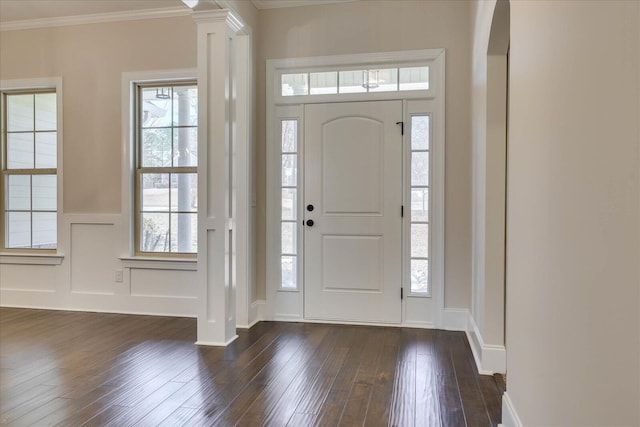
[0,17,200,317]
[257,0,473,309]
[469,0,508,374]
[505,1,640,424]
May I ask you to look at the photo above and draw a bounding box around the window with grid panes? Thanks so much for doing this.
[1,90,58,250]
[135,82,198,255]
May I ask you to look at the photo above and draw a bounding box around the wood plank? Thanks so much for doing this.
[449,332,492,427]
[0,308,505,427]
[434,330,466,426]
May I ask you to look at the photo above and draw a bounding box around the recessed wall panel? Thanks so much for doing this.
[70,223,115,295]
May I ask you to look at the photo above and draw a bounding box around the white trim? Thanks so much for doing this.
[441,308,469,331]
[119,68,198,261]
[466,314,507,375]
[0,76,64,256]
[0,7,191,32]
[269,50,442,106]
[251,0,356,9]
[0,304,197,319]
[501,392,523,427]
[196,335,239,347]
[192,8,248,346]
[432,51,446,328]
[237,300,265,329]
[119,257,197,271]
[265,49,446,328]
[278,317,440,329]
[0,253,63,265]
[234,32,254,331]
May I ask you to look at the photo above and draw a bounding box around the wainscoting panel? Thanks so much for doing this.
[0,264,57,293]
[130,268,197,299]
[0,214,198,318]
[70,223,116,295]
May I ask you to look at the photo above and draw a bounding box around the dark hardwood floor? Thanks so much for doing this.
[0,308,503,426]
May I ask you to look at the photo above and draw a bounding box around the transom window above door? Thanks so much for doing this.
[281,66,429,97]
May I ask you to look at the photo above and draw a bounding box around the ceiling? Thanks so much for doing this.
[0,0,358,24]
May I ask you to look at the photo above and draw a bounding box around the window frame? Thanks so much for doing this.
[133,80,198,258]
[266,50,445,326]
[277,115,302,291]
[406,112,432,297]
[0,78,63,255]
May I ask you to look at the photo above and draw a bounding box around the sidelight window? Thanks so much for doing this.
[280,119,298,289]
[409,115,430,293]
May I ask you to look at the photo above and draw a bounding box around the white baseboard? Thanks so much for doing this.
[441,308,469,331]
[275,313,304,322]
[195,334,239,347]
[237,300,266,329]
[501,392,523,427]
[466,314,506,374]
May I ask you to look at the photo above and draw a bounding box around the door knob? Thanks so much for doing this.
[306,204,314,212]
[306,219,314,227]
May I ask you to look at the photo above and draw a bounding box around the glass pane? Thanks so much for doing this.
[35,132,57,168]
[35,93,57,131]
[7,133,34,169]
[142,128,172,167]
[281,120,297,152]
[7,94,33,132]
[32,175,56,211]
[141,87,172,128]
[411,259,429,293]
[367,68,398,92]
[141,173,169,212]
[339,70,366,93]
[141,213,169,252]
[310,72,338,95]
[32,212,56,249]
[281,222,297,254]
[281,188,297,221]
[7,175,30,210]
[281,73,308,96]
[281,255,297,289]
[6,212,31,249]
[173,127,198,167]
[170,173,197,212]
[400,66,430,91]
[411,151,429,186]
[172,85,198,126]
[411,115,429,150]
[411,188,429,222]
[282,154,297,186]
[171,213,197,253]
[411,224,429,258]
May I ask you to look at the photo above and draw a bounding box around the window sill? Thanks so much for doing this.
[0,252,64,266]
[119,256,197,271]
[407,292,432,299]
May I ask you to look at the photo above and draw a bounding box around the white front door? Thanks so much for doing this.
[304,100,403,324]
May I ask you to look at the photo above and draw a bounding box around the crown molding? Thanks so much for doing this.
[251,0,356,10]
[0,6,191,32]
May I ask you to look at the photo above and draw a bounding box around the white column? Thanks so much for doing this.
[193,8,244,346]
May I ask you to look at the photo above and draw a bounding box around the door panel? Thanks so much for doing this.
[304,100,402,324]
[321,117,382,214]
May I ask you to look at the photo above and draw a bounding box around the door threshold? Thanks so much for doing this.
[274,316,435,330]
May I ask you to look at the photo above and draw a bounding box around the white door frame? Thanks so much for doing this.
[266,49,446,328]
